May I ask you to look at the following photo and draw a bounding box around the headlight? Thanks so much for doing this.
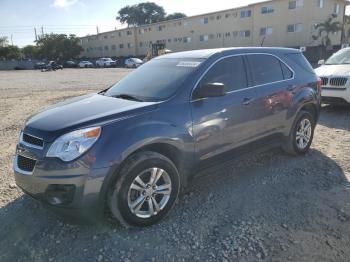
[46,127,101,162]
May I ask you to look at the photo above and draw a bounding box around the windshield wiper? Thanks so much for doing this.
[111,94,144,102]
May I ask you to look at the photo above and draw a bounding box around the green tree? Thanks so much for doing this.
[35,33,83,60]
[0,45,21,60]
[164,12,187,21]
[22,45,40,59]
[312,14,342,58]
[117,2,166,26]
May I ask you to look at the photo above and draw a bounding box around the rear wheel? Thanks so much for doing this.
[108,151,180,227]
[283,110,315,155]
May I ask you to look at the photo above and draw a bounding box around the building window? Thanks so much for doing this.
[232,31,238,37]
[119,44,124,49]
[260,27,273,36]
[201,17,209,24]
[103,35,108,39]
[199,35,209,42]
[225,13,231,18]
[118,32,122,37]
[183,37,191,43]
[239,30,251,38]
[139,42,143,47]
[104,45,108,50]
[287,23,303,33]
[317,0,324,8]
[217,15,222,20]
[334,3,340,14]
[111,45,116,50]
[289,0,303,10]
[261,6,274,14]
[156,25,165,31]
[240,10,252,18]
[209,34,215,39]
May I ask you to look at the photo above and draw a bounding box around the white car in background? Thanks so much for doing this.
[125,58,143,68]
[96,58,117,68]
[315,48,350,105]
[78,61,94,68]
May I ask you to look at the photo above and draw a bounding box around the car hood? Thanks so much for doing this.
[24,93,157,142]
[315,64,350,77]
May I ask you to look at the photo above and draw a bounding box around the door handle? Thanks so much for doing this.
[242,97,253,106]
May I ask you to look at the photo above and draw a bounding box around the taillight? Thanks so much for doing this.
[316,77,322,93]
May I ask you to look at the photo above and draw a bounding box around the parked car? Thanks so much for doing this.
[34,62,46,70]
[13,48,321,227]
[315,47,350,105]
[44,61,63,71]
[125,58,143,68]
[78,61,94,68]
[64,60,77,68]
[96,58,116,68]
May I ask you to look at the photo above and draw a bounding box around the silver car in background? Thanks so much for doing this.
[125,58,143,68]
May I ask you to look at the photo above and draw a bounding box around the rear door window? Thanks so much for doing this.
[247,54,285,85]
[198,56,247,93]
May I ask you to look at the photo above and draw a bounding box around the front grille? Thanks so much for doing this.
[329,77,348,87]
[22,133,44,148]
[321,77,329,86]
[17,155,36,172]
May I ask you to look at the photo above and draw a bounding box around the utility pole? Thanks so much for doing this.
[96,26,99,34]
[34,28,38,41]
[10,34,13,46]
[41,26,44,36]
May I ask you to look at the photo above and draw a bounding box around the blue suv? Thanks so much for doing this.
[13,48,321,227]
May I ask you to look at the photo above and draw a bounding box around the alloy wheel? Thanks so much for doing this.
[127,168,172,218]
[296,118,312,150]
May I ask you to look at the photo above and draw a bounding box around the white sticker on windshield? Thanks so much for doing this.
[176,61,201,68]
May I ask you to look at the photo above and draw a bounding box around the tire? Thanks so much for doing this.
[108,151,180,227]
[282,110,315,155]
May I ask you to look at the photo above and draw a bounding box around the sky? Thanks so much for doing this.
[0,0,270,47]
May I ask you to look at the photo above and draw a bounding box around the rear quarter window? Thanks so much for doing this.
[285,53,315,74]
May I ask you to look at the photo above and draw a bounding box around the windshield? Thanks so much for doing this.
[105,58,203,102]
[326,49,350,65]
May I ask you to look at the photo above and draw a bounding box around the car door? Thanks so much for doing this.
[246,54,294,138]
[190,55,259,161]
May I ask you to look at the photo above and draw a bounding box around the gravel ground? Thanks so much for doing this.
[0,69,349,262]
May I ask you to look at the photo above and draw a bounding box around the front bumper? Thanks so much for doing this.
[322,88,350,104]
[13,151,110,222]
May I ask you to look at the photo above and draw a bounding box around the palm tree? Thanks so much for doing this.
[313,14,342,58]
[0,36,8,47]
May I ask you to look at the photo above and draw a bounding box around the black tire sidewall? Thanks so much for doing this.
[112,153,180,227]
[291,111,315,154]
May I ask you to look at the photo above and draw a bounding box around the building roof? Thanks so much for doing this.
[157,47,300,59]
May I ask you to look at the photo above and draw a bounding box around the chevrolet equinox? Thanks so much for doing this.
[13,48,321,227]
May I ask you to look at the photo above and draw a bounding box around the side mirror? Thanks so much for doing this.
[194,83,226,100]
[318,59,325,65]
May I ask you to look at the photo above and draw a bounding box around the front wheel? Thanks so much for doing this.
[283,110,315,155]
[108,151,180,227]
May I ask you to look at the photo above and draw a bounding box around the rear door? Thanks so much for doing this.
[246,54,294,138]
[191,55,259,161]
